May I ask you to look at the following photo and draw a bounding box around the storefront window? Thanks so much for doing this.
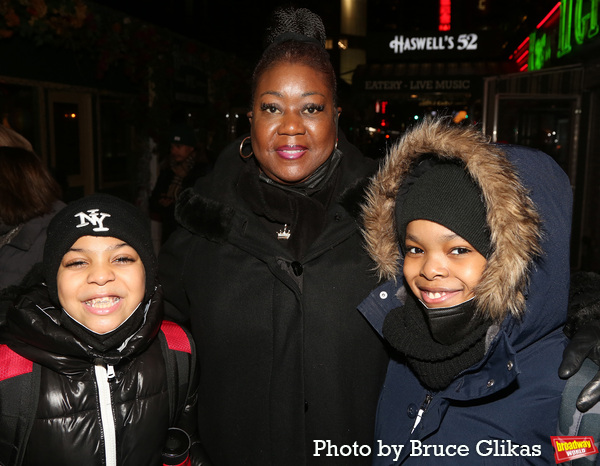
[494,97,577,178]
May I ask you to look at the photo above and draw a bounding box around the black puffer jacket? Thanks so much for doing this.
[159,134,389,465]
[0,283,199,466]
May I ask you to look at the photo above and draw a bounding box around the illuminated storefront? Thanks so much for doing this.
[349,22,518,157]
[351,59,513,158]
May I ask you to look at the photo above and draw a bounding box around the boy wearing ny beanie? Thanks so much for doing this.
[359,118,572,464]
[0,194,207,465]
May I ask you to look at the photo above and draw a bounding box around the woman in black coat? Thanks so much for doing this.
[158,7,388,466]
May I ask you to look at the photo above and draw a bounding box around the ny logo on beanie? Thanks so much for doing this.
[74,209,111,232]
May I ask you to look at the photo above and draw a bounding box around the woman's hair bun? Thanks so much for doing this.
[266,7,327,47]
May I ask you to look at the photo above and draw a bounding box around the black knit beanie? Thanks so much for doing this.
[395,157,491,258]
[43,193,157,306]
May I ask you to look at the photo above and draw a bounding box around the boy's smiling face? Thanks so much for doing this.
[57,235,146,334]
[403,219,487,308]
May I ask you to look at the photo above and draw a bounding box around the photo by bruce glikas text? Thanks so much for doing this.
[313,439,542,462]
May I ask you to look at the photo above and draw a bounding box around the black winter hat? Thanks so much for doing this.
[170,125,196,147]
[43,193,157,306]
[395,157,491,258]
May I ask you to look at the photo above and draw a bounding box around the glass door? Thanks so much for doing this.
[491,94,582,267]
[492,95,580,182]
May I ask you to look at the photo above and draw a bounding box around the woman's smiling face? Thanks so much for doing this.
[57,235,146,334]
[248,61,338,185]
[403,220,487,308]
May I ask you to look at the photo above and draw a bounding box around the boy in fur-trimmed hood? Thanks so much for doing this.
[358,118,572,464]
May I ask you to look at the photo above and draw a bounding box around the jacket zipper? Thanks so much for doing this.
[94,362,117,466]
[411,393,433,434]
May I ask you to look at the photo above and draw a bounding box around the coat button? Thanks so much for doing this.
[291,261,303,276]
[379,291,388,300]
[507,361,514,371]
[487,379,495,388]
[407,403,418,418]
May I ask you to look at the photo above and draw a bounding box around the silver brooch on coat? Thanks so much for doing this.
[277,224,291,240]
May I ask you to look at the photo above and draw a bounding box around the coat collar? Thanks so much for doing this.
[1,283,164,370]
[359,279,520,403]
[175,134,375,243]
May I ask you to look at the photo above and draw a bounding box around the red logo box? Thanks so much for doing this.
[551,436,598,463]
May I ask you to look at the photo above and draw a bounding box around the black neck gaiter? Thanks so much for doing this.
[60,301,148,354]
[422,298,486,346]
[382,293,491,391]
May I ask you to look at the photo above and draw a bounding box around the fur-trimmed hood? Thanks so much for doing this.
[362,119,544,323]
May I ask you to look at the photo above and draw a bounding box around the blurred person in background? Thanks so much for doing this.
[0,131,64,291]
[150,125,212,246]
[0,124,33,151]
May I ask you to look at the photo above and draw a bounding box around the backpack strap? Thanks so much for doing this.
[0,345,41,466]
[159,321,194,427]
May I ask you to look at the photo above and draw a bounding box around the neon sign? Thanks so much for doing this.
[529,32,552,70]
[389,34,478,54]
[558,0,599,57]
[528,0,599,70]
[439,0,451,31]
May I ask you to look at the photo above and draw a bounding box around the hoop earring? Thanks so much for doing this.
[239,136,253,159]
[334,119,339,151]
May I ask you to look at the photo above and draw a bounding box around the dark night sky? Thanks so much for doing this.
[92,0,335,62]
[92,0,560,62]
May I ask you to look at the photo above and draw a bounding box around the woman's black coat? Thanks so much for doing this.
[159,134,389,465]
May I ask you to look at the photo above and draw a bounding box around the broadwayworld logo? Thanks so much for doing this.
[551,436,598,463]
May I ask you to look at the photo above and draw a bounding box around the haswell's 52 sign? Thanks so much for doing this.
[389,34,478,54]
